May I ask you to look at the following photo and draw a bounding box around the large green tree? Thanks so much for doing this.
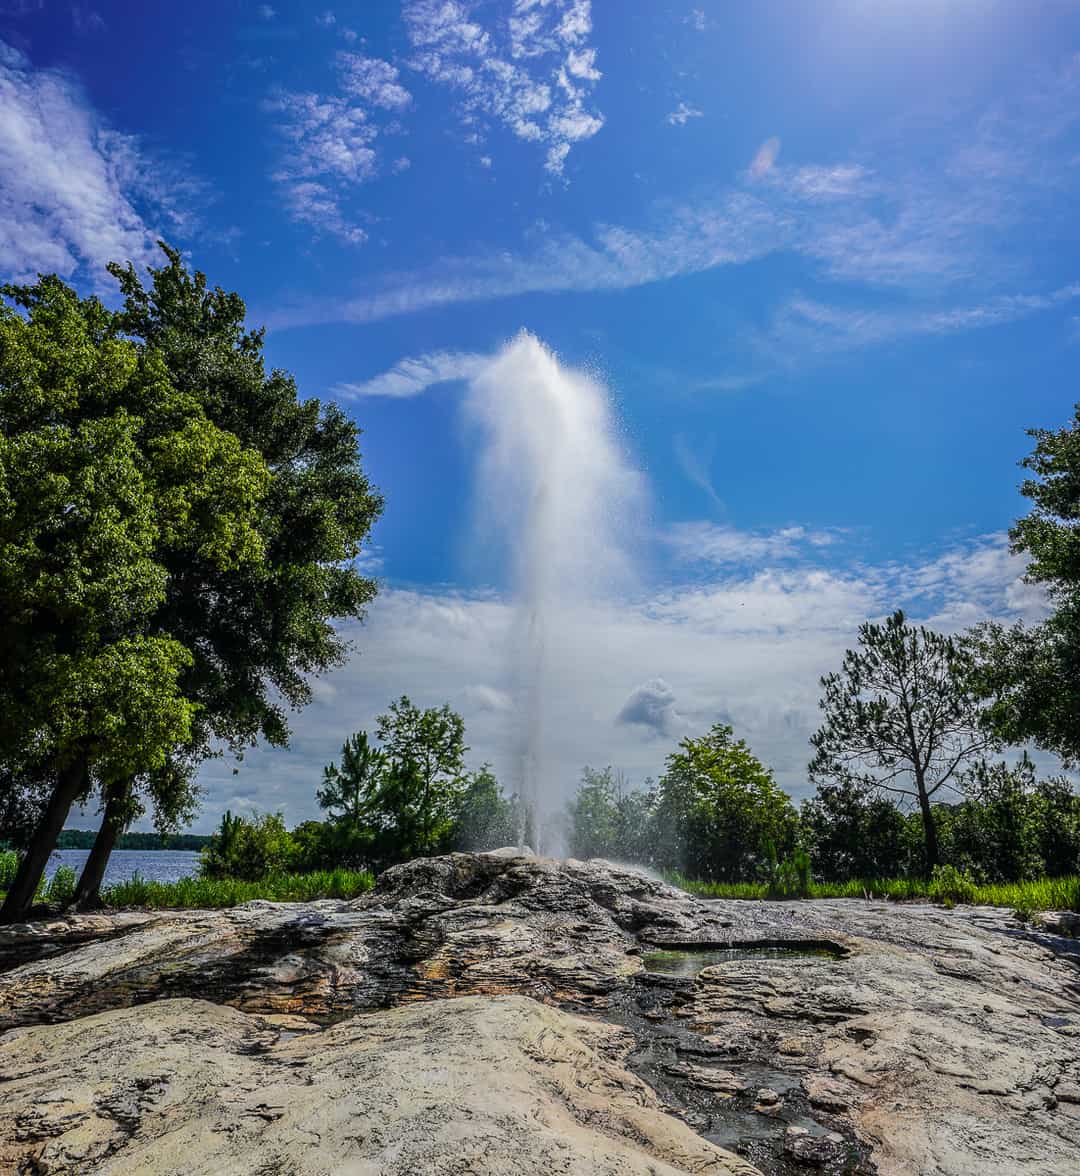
[0,275,267,918]
[69,246,383,907]
[810,610,997,871]
[653,724,797,882]
[975,406,1080,764]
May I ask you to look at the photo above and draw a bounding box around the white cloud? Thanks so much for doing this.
[617,678,687,737]
[338,53,412,109]
[672,434,724,513]
[667,101,702,127]
[316,9,335,26]
[258,3,275,19]
[188,531,1049,832]
[332,349,488,399]
[665,521,838,567]
[402,0,603,175]
[749,135,780,177]
[0,39,196,288]
[462,684,514,713]
[266,55,411,244]
[687,9,706,32]
[765,284,1080,361]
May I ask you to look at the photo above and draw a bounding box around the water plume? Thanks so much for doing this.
[465,331,644,848]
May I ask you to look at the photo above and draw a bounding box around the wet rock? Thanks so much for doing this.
[784,1126,848,1167]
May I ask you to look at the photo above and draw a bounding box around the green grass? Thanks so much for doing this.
[0,865,375,911]
[667,870,1080,912]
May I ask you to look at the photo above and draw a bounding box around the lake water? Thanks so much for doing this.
[45,849,202,886]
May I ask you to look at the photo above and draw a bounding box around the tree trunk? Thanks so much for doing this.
[915,778,940,871]
[0,755,88,923]
[74,778,130,910]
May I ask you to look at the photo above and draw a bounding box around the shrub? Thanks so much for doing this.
[0,850,19,891]
[44,865,77,907]
[926,864,979,905]
[760,843,813,899]
[200,811,298,881]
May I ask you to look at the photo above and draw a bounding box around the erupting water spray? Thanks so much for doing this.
[465,332,643,851]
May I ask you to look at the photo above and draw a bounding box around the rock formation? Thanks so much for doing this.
[0,852,1077,1175]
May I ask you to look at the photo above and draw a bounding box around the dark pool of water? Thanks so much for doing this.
[643,945,841,977]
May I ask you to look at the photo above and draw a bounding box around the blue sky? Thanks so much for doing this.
[3,1,1079,829]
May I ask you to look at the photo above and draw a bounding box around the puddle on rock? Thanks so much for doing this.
[643,944,843,978]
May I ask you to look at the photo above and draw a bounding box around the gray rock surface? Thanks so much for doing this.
[0,994,763,1175]
[0,852,1077,1175]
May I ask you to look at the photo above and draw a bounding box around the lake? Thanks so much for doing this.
[45,849,202,887]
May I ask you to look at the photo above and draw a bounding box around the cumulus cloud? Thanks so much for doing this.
[402,0,603,175]
[0,39,198,288]
[332,350,488,399]
[617,678,687,737]
[183,531,1049,833]
[667,101,702,126]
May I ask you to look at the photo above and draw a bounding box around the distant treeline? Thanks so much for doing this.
[57,830,212,851]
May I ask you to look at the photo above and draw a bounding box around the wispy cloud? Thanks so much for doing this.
[0,39,199,287]
[665,521,839,568]
[766,284,1080,359]
[667,101,702,127]
[402,0,603,175]
[267,55,1080,347]
[673,435,724,513]
[748,135,780,178]
[266,54,411,244]
[332,349,487,399]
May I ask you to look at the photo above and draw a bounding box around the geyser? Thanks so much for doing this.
[465,332,643,847]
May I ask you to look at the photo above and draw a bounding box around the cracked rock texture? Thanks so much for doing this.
[0,852,1078,1175]
[0,994,759,1175]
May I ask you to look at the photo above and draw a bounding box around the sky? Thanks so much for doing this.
[2,1,1079,831]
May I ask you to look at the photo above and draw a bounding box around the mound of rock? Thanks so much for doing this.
[0,851,1078,1175]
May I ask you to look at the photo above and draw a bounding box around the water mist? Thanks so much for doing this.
[465,332,643,851]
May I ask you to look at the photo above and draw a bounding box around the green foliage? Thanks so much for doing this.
[972,407,1080,763]
[453,765,523,851]
[653,724,798,882]
[810,610,996,869]
[55,829,212,851]
[566,766,657,863]
[97,868,374,910]
[800,779,919,881]
[0,248,382,914]
[760,843,813,899]
[0,851,18,890]
[44,865,77,906]
[926,864,979,906]
[318,731,385,827]
[200,811,297,881]
[672,871,1080,912]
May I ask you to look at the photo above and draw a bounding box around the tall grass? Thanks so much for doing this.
[100,868,375,909]
[0,865,375,911]
[669,870,1080,912]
